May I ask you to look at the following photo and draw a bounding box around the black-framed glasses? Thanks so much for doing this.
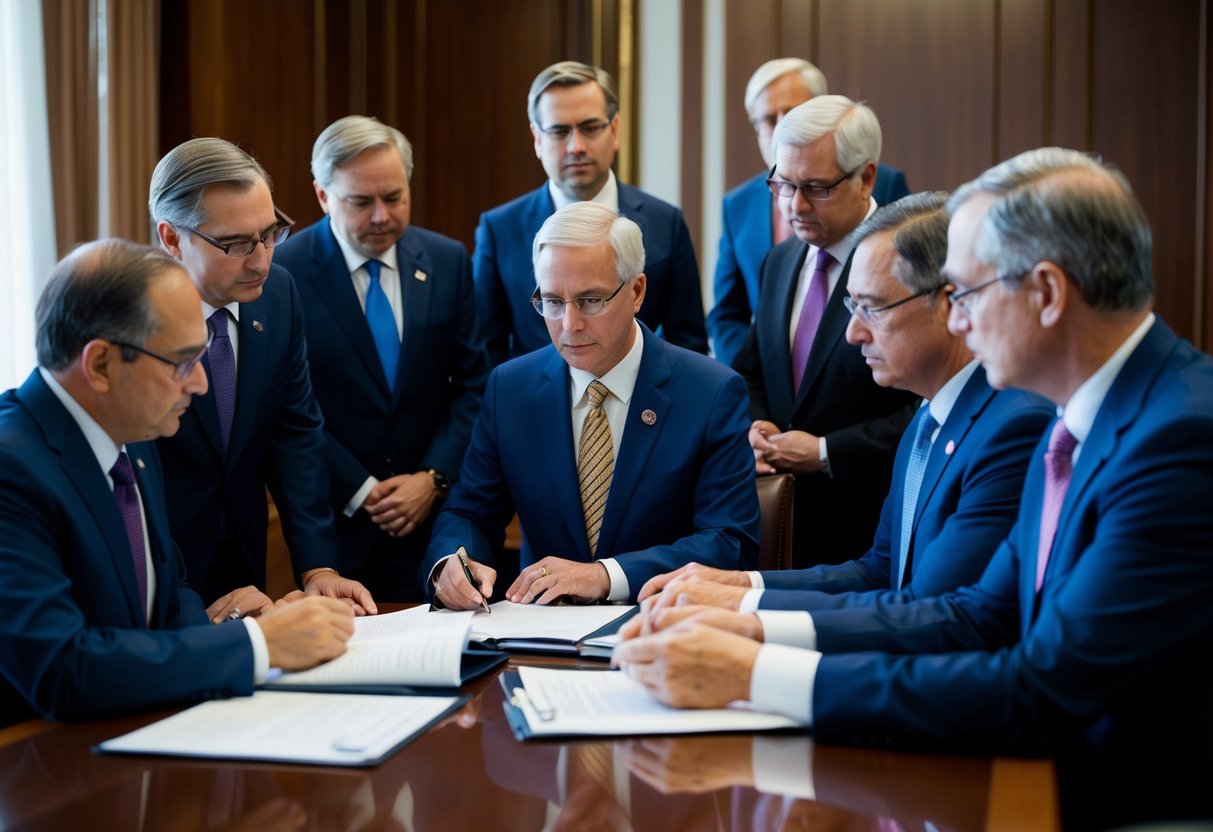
[530,281,627,319]
[948,275,1014,312]
[111,328,214,380]
[843,285,943,326]
[766,164,862,201]
[181,207,295,257]
[538,118,613,143]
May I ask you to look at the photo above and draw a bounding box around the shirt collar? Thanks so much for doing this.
[926,360,981,428]
[38,367,123,477]
[550,170,619,213]
[331,223,400,277]
[1059,313,1155,444]
[201,299,241,324]
[568,319,644,406]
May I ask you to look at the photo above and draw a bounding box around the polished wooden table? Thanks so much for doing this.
[0,654,1058,831]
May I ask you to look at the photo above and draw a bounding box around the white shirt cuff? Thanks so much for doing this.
[750,643,819,726]
[751,735,816,799]
[345,476,379,518]
[747,570,765,589]
[819,435,831,477]
[756,610,817,649]
[243,618,271,684]
[600,558,630,601]
[739,588,765,613]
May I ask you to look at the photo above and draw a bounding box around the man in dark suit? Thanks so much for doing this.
[474,60,707,366]
[149,138,375,614]
[637,192,1053,616]
[735,96,918,568]
[709,58,912,368]
[425,202,759,609]
[616,148,1213,826]
[275,116,489,601]
[0,239,355,725]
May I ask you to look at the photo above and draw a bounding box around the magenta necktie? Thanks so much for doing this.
[207,309,236,451]
[791,249,834,393]
[1035,420,1079,591]
[111,452,148,621]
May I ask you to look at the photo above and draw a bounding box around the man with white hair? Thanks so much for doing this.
[709,59,911,367]
[734,95,917,568]
[424,201,759,608]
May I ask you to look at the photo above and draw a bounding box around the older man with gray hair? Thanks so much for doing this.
[708,58,911,367]
[734,95,918,570]
[424,200,758,609]
[150,137,375,615]
[275,115,489,601]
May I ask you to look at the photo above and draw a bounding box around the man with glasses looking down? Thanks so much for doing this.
[735,95,917,568]
[149,138,376,618]
[473,60,707,367]
[424,201,758,609]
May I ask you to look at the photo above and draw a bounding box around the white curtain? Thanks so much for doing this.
[0,0,57,391]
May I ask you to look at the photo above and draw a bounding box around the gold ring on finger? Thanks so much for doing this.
[540,566,549,578]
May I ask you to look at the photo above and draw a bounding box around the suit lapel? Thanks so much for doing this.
[596,329,671,559]
[393,230,435,406]
[761,242,808,419]
[128,444,170,626]
[229,298,268,461]
[534,350,589,557]
[192,354,224,455]
[794,252,854,407]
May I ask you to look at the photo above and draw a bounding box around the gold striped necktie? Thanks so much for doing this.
[578,380,614,558]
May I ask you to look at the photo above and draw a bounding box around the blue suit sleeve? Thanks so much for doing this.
[658,212,709,354]
[473,212,515,368]
[707,200,753,368]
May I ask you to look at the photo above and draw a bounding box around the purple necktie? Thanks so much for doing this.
[207,309,236,451]
[111,452,148,620]
[1035,420,1079,591]
[791,249,834,394]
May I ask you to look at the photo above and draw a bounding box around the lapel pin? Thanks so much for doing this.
[414,270,427,282]
[945,439,956,456]
[252,320,264,332]
[641,409,657,426]
[135,457,146,470]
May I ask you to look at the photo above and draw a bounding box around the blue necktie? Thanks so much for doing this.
[897,405,938,589]
[207,309,236,452]
[111,452,148,622]
[363,260,399,390]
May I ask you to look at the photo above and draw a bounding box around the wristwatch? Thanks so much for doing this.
[427,468,452,495]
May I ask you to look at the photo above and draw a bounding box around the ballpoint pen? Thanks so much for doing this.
[456,545,491,614]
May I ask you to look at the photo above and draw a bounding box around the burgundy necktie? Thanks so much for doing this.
[111,452,148,620]
[1035,420,1079,591]
[791,249,834,393]
[207,309,236,451]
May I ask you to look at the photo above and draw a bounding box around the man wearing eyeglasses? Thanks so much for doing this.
[708,58,912,369]
[149,138,376,616]
[473,60,707,368]
[631,192,1051,618]
[0,239,356,725]
[275,116,490,601]
[424,201,758,609]
[734,95,917,569]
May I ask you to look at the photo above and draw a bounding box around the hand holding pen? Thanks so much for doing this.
[433,545,496,612]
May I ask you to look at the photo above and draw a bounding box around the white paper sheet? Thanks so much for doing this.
[98,691,458,765]
[446,601,632,644]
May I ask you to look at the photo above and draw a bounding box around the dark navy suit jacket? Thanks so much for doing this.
[0,372,253,723]
[424,326,759,598]
[155,264,340,604]
[760,367,1052,609]
[809,321,1213,816]
[734,240,918,566]
[275,219,489,593]
[473,182,708,365]
[708,165,911,367]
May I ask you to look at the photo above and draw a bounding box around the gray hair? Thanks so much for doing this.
[948,147,1153,311]
[527,61,620,125]
[532,201,644,284]
[772,94,882,173]
[852,192,951,294]
[148,138,271,232]
[36,238,183,371]
[743,58,829,114]
[311,115,414,187]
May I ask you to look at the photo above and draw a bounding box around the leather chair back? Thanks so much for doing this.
[756,473,795,570]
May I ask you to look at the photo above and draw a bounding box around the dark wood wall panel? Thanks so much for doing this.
[997,0,1047,159]
[724,1,781,189]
